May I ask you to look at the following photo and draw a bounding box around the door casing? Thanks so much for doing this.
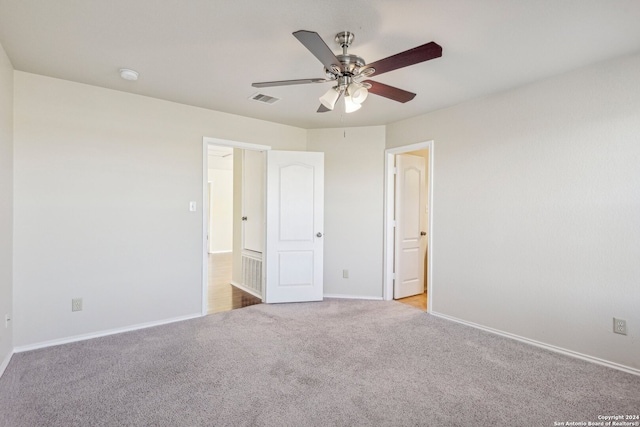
[383,141,434,311]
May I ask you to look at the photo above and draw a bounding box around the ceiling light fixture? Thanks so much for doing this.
[344,94,362,113]
[319,87,340,110]
[348,83,368,104]
[119,68,139,81]
[318,76,372,114]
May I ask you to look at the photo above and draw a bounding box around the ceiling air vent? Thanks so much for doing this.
[249,93,280,104]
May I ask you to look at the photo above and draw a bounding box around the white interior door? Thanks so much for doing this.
[265,151,324,303]
[394,154,426,299]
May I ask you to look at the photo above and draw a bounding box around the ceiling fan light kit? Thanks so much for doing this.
[348,83,368,104]
[252,30,442,114]
[319,87,340,110]
[344,95,362,113]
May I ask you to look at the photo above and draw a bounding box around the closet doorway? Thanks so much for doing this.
[383,141,434,312]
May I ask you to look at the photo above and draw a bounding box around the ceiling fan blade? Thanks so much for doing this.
[252,78,330,88]
[364,42,442,77]
[293,30,341,72]
[364,80,416,103]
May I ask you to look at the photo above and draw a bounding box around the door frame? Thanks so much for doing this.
[201,137,271,315]
[382,140,434,311]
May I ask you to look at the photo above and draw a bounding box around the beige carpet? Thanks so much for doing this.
[1,299,638,426]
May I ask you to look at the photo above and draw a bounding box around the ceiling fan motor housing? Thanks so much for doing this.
[337,54,365,74]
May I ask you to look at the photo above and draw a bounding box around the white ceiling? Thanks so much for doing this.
[1,0,639,129]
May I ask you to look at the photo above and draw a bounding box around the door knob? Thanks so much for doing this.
[420,231,427,236]
[316,232,323,238]
[242,216,247,221]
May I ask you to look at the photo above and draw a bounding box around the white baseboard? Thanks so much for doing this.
[13,313,202,353]
[430,311,640,377]
[230,281,262,300]
[323,294,384,301]
[209,250,232,254]
[0,350,13,378]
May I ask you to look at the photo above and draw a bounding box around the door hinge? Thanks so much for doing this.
[392,220,397,228]
[392,167,397,175]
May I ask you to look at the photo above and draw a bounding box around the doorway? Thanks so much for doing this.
[202,139,325,314]
[201,138,271,315]
[206,145,262,314]
[383,141,434,312]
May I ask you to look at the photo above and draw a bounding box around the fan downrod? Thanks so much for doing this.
[332,31,365,75]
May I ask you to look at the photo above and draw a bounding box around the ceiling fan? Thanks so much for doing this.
[252,30,442,113]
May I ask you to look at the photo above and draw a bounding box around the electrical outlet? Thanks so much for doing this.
[613,318,627,335]
[4,314,10,328]
[72,298,83,312]
[343,269,349,279]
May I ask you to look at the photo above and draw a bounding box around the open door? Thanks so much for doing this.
[265,151,324,303]
[394,154,426,299]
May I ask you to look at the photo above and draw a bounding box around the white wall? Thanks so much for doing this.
[13,72,306,348]
[387,53,640,370]
[208,170,233,253]
[208,155,233,253]
[307,126,386,299]
[0,42,14,373]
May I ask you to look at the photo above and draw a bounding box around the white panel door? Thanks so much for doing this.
[394,154,426,299]
[265,151,324,303]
